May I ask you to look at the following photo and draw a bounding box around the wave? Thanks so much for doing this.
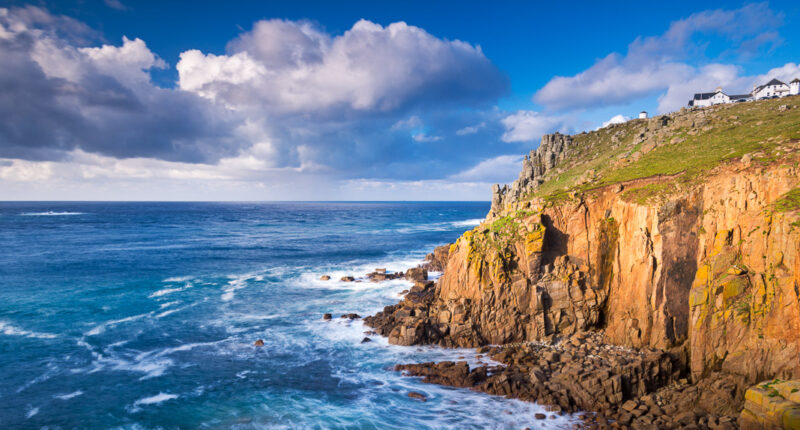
[0,320,57,339]
[26,407,39,419]
[19,211,85,216]
[54,390,83,400]
[86,312,152,336]
[162,276,193,283]
[133,392,178,407]
[450,218,483,227]
[221,273,257,302]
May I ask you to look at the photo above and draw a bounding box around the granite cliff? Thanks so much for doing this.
[366,97,800,428]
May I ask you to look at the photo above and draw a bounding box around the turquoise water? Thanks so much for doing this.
[0,202,576,429]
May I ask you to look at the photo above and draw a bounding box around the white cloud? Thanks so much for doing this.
[412,133,443,142]
[752,62,800,86]
[533,3,783,111]
[80,36,167,86]
[500,111,566,143]
[657,63,745,112]
[448,154,522,183]
[177,19,507,115]
[391,115,423,130]
[600,114,630,128]
[456,122,486,135]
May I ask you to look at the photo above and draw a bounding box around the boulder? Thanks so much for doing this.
[405,267,428,281]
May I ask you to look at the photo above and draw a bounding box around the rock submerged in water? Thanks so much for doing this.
[341,313,360,320]
[407,391,427,402]
[253,339,264,347]
[361,337,371,343]
[340,276,355,282]
[322,313,332,321]
[320,275,331,281]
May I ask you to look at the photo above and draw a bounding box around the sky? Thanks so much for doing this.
[1,0,799,201]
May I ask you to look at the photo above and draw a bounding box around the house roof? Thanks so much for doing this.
[730,94,750,100]
[765,78,786,86]
[792,78,800,84]
[693,92,715,100]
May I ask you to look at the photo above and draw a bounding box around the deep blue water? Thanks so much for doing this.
[0,202,576,429]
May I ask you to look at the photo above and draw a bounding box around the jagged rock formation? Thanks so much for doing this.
[491,133,574,216]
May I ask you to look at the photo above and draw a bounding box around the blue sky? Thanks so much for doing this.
[1,0,799,200]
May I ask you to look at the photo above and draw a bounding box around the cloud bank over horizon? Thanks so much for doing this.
[0,3,798,200]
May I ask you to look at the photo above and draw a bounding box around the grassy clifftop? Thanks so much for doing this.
[527,97,800,205]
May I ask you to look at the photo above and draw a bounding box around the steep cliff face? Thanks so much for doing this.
[368,98,800,396]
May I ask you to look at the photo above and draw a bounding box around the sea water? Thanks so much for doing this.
[0,202,578,429]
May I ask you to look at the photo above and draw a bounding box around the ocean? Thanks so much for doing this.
[0,202,577,429]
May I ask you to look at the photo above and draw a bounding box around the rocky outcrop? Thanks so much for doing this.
[491,133,574,216]
[421,244,451,272]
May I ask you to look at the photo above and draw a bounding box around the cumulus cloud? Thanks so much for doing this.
[448,154,522,183]
[177,19,508,115]
[0,6,240,163]
[600,114,630,128]
[533,3,783,111]
[500,111,567,143]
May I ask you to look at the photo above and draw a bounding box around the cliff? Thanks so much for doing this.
[367,97,800,425]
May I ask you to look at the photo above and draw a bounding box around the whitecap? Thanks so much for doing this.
[162,276,193,283]
[221,273,257,301]
[451,218,483,227]
[86,312,152,336]
[19,211,85,216]
[55,390,83,400]
[148,282,192,298]
[159,300,180,309]
[0,320,57,339]
[133,392,178,407]
[25,406,39,418]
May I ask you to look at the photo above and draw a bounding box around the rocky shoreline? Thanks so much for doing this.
[358,255,744,429]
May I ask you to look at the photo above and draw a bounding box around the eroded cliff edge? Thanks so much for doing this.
[366,98,800,427]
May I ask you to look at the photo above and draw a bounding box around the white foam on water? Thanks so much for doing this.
[19,211,85,216]
[135,392,178,405]
[162,276,193,283]
[295,252,427,292]
[86,312,153,336]
[149,282,192,298]
[54,390,83,400]
[25,406,39,418]
[0,320,57,339]
[159,300,180,309]
[451,218,484,227]
[155,308,181,318]
[221,273,258,301]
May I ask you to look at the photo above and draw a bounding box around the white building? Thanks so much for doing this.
[639,111,647,119]
[791,78,800,96]
[689,87,730,107]
[752,79,790,99]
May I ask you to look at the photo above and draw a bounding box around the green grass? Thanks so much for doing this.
[773,188,800,213]
[526,98,800,203]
